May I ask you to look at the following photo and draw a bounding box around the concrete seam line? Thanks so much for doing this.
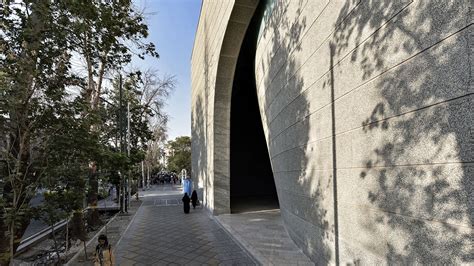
[65,212,119,265]
[114,200,144,248]
[211,215,263,266]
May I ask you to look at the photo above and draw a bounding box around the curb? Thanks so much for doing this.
[65,201,142,265]
[65,212,118,265]
[114,200,143,248]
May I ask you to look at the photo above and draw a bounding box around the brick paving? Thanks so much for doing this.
[115,185,256,265]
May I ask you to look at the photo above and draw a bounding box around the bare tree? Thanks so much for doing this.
[138,68,175,183]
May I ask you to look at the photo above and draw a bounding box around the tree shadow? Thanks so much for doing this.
[192,19,211,209]
[256,0,337,263]
[330,0,472,263]
[256,0,472,264]
[193,0,472,263]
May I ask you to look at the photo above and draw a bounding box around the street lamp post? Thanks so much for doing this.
[101,73,132,213]
[118,74,126,213]
[127,101,131,211]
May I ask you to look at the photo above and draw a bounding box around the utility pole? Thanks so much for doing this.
[141,161,145,190]
[147,163,150,188]
[126,102,131,211]
[119,74,126,213]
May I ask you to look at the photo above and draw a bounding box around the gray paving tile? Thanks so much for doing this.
[186,262,202,266]
[216,210,313,265]
[115,185,256,265]
[151,262,168,266]
[119,258,137,266]
[122,251,140,260]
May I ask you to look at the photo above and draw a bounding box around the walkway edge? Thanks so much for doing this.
[65,212,118,265]
[66,201,143,265]
[114,201,143,248]
[213,215,264,265]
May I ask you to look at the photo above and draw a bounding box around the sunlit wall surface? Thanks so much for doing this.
[192,0,473,264]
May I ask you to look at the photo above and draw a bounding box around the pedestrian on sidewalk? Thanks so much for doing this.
[182,193,191,214]
[94,234,115,266]
[191,190,199,209]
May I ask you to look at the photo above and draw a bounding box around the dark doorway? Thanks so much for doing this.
[230,1,279,214]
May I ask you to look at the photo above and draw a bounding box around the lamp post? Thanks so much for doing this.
[101,73,134,213]
[118,74,126,213]
[126,101,131,211]
[103,73,127,213]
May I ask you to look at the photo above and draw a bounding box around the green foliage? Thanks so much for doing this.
[65,0,158,66]
[36,192,67,226]
[167,136,191,175]
[0,1,167,262]
[96,74,155,174]
[0,2,82,261]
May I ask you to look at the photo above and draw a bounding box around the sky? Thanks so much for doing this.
[134,0,202,141]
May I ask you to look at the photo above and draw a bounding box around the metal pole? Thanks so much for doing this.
[120,172,125,214]
[124,178,128,213]
[127,102,130,156]
[118,74,125,213]
[141,161,145,189]
[147,163,150,188]
[127,101,131,211]
[122,175,126,213]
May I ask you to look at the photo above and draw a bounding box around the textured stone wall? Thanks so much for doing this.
[255,0,473,264]
[191,0,260,214]
[192,0,473,264]
[191,0,234,213]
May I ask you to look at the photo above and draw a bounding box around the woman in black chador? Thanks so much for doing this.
[191,190,198,209]
[182,193,191,214]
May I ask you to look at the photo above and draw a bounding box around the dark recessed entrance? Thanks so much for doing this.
[230,1,279,214]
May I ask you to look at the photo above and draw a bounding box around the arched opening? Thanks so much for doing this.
[230,1,279,213]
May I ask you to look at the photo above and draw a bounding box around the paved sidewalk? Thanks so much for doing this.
[67,200,141,265]
[216,210,313,265]
[115,185,256,265]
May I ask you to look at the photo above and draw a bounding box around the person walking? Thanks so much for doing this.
[94,234,114,266]
[191,190,199,209]
[182,193,191,214]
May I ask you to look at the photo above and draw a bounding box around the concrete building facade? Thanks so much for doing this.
[191,0,473,264]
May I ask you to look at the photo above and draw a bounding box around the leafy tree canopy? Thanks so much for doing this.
[166,136,191,175]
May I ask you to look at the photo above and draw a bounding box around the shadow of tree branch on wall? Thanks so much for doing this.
[257,0,337,263]
[332,0,472,263]
[192,19,212,209]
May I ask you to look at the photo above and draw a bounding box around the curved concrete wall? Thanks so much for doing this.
[191,0,259,214]
[192,0,473,264]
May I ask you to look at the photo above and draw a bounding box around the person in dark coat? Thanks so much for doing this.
[191,190,198,209]
[182,193,191,214]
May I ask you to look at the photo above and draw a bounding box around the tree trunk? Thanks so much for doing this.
[115,184,120,204]
[70,211,86,241]
[51,223,60,264]
[65,218,69,262]
[119,176,124,213]
[9,221,14,263]
[0,204,31,265]
[0,208,9,265]
[10,187,17,260]
[2,120,36,264]
[92,60,106,110]
[83,240,88,260]
[87,163,101,228]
